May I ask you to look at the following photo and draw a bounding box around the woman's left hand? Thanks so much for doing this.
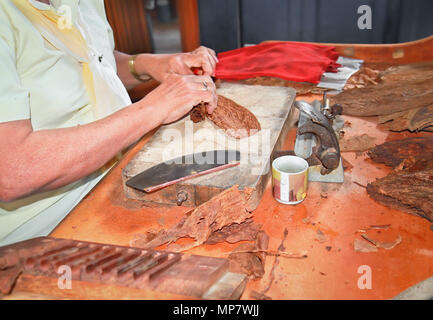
[135,46,219,82]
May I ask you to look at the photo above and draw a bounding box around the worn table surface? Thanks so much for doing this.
[50,93,433,300]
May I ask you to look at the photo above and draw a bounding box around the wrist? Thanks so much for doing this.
[129,54,153,82]
[135,54,173,82]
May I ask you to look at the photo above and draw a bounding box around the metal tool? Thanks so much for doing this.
[126,150,241,193]
[294,99,341,174]
[289,96,345,183]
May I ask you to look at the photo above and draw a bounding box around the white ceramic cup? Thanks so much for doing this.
[272,155,309,205]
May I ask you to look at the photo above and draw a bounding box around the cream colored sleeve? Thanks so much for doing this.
[104,8,116,52]
[0,19,30,123]
[94,0,116,51]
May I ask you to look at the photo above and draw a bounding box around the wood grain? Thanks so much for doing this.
[177,0,200,52]
[265,35,433,65]
[104,0,152,54]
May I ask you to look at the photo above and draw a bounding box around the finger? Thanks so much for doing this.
[210,61,216,77]
[204,52,217,75]
[187,81,210,92]
[208,92,218,113]
[190,89,217,112]
[185,54,214,76]
[206,94,218,114]
[190,75,216,92]
[198,56,214,76]
[190,74,214,84]
[189,75,217,112]
[206,47,219,64]
[178,78,210,95]
[195,46,218,63]
[188,80,214,93]
[195,46,217,61]
[206,78,217,92]
[188,74,213,84]
[168,54,195,76]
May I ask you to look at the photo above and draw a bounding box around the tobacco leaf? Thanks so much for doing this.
[190,95,261,139]
[341,156,354,172]
[228,231,269,279]
[250,290,272,300]
[333,63,433,117]
[380,63,433,84]
[228,243,264,278]
[366,159,433,222]
[361,233,402,250]
[250,229,288,299]
[242,67,380,94]
[205,219,262,245]
[378,105,433,132]
[339,134,376,152]
[255,231,270,264]
[190,103,207,123]
[344,67,381,90]
[368,137,433,168]
[354,238,378,253]
[130,185,252,251]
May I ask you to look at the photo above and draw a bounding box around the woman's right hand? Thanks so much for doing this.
[140,74,217,125]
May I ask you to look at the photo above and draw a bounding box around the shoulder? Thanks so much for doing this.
[0,0,29,23]
[79,0,108,20]
[0,1,20,48]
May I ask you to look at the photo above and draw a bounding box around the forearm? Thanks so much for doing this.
[0,102,164,201]
[115,46,218,90]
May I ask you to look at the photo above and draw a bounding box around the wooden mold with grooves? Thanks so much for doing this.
[0,237,247,300]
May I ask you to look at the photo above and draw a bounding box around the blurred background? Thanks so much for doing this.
[104,0,433,54]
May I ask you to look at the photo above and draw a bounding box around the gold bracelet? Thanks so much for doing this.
[128,55,152,82]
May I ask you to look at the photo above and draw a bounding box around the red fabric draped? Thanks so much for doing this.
[214,42,341,84]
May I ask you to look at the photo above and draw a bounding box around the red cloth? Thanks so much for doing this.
[215,42,341,84]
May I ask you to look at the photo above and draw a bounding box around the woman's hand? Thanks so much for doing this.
[134,46,219,82]
[139,74,217,125]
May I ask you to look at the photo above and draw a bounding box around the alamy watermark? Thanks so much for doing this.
[358,5,372,30]
[357,265,372,290]
[57,265,72,290]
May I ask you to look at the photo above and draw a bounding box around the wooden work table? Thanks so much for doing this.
[47,98,433,300]
[48,37,433,300]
